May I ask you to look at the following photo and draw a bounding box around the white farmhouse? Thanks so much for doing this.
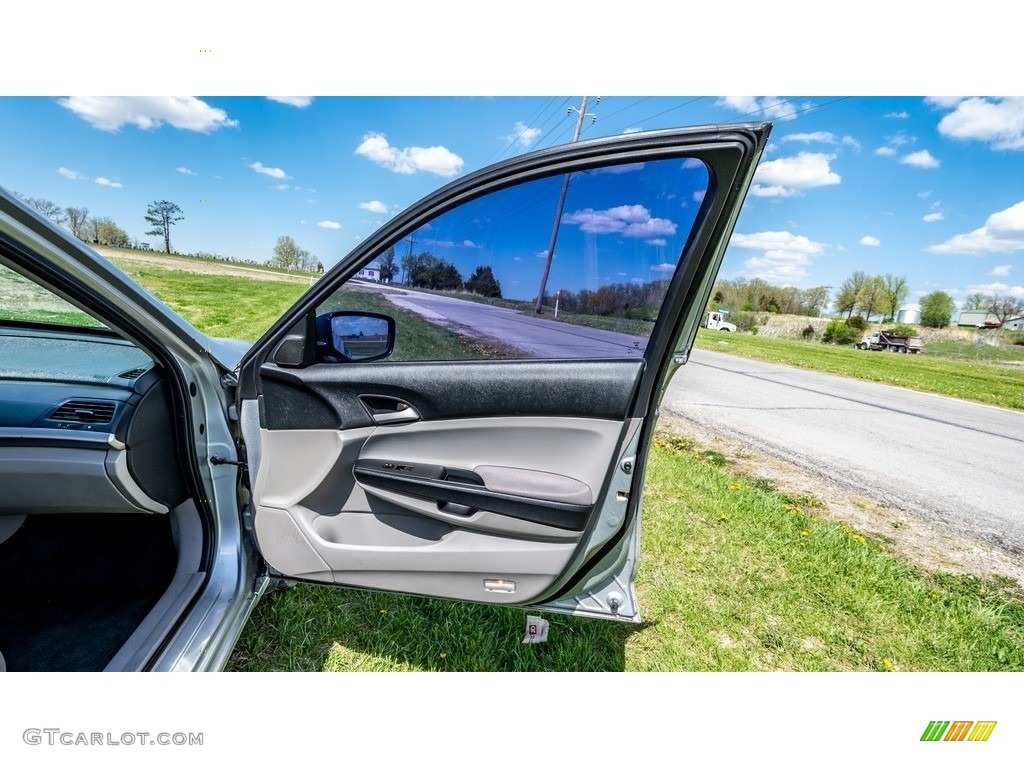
[355,262,382,282]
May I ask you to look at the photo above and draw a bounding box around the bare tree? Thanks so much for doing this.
[145,201,184,254]
[84,216,102,244]
[15,194,66,225]
[65,207,89,239]
[989,294,1024,323]
[962,292,988,311]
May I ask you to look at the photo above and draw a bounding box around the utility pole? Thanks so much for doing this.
[534,96,598,314]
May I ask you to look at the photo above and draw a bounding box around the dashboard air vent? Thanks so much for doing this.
[51,400,117,424]
[118,367,147,380]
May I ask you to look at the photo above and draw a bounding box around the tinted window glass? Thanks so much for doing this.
[317,157,709,361]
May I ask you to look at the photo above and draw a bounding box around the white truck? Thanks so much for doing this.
[856,330,923,354]
[703,311,737,332]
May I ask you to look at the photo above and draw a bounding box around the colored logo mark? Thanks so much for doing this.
[921,721,997,742]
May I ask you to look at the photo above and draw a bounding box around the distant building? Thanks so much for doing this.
[957,310,1001,327]
[1004,316,1024,331]
[356,262,382,282]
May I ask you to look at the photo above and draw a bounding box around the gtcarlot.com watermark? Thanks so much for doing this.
[23,729,203,747]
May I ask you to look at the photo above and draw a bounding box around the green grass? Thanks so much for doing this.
[115,264,312,341]
[695,330,1024,411]
[0,265,104,327]
[922,339,1024,364]
[228,435,1024,671]
[111,265,492,359]
[102,246,320,278]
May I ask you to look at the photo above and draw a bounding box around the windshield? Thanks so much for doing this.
[0,263,105,328]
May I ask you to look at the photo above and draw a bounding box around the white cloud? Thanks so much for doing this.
[57,166,83,180]
[926,97,967,108]
[355,132,463,177]
[842,136,862,150]
[176,166,196,176]
[750,152,841,197]
[731,231,825,254]
[275,184,290,191]
[900,150,940,169]
[94,177,122,188]
[877,131,917,158]
[990,264,1013,277]
[595,163,645,175]
[717,96,809,121]
[359,200,388,214]
[681,158,704,169]
[505,121,541,148]
[967,282,1024,299]
[923,212,944,223]
[693,190,706,203]
[645,238,667,246]
[927,200,1024,254]
[918,190,933,198]
[317,220,341,230]
[885,111,910,119]
[249,161,290,179]
[729,230,826,283]
[59,96,238,133]
[267,97,314,108]
[859,235,881,246]
[623,127,643,134]
[562,204,677,238]
[651,263,676,273]
[933,97,1024,150]
[783,131,835,144]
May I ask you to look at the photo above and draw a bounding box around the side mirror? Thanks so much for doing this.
[315,310,395,363]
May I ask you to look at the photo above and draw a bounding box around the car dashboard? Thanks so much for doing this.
[0,324,189,516]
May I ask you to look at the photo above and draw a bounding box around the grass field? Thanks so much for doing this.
[694,330,1024,411]
[11,259,1022,670]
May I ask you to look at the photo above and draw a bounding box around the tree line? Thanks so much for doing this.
[397,251,502,298]
[16,193,184,255]
[712,273,1023,329]
[18,193,326,274]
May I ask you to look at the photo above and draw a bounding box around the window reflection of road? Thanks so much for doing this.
[383,289,646,359]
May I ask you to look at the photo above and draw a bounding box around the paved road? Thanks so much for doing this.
[384,288,1024,555]
[385,290,647,359]
[663,349,1024,555]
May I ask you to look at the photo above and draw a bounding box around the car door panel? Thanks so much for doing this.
[248,359,642,603]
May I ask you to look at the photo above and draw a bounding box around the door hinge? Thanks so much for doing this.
[241,502,254,534]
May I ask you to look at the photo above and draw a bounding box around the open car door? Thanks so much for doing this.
[236,123,771,621]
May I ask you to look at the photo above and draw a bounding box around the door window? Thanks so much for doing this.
[315,158,709,361]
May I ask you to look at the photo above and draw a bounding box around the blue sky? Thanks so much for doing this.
[2,95,1023,308]
[4,96,1019,309]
